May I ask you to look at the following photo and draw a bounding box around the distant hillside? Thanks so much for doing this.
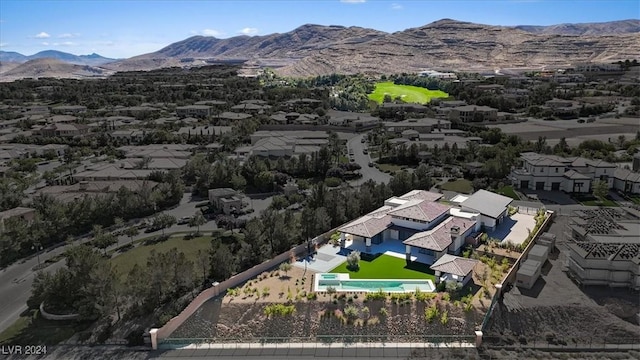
[0,58,112,82]
[0,50,117,66]
[514,19,640,35]
[108,18,640,77]
[3,19,639,80]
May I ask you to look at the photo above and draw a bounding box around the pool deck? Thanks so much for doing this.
[293,243,348,273]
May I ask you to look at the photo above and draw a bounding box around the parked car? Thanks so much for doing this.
[368,162,374,167]
[363,149,368,154]
[177,216,191,225]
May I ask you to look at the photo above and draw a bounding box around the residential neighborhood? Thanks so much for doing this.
[0,49,638,360]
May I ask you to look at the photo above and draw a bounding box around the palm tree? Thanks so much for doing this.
[189,213,206,236]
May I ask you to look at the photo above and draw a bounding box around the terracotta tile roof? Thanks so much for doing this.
[430,254,479,276]
[388,199,450,222]
[403,216,476,251]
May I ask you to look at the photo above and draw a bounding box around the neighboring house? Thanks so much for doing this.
[176,105,212,118]
[453,190,513,231]
[430,254,480,286]
[613,168,640,195]
[110,130,146,144]
[208,188,244,215]
[565,208,640,290]
[384,118,452,134]
[448,105,498,123]
[73,164,160,181]
[35,180,158,203]
[0,207,36,232]
[51,105,87,115]
[235,137,324,159]
[510,152,617,193]
[37,123,89,138]
[175,126,232,138]
[230,103,271,114]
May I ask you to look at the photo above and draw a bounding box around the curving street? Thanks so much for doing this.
[347,133,392,186]
[0,193,218,333]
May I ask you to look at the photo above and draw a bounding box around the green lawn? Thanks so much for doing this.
[330,254,435,281]
[368,82,449,104]
[0,310,91,346]
[377,163,403,173]
[497,185,520,200]
[110,235,212,279]
[440,179,474,194]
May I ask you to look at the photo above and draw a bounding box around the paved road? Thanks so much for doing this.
[347,133,391,186]
[0,193,217,334]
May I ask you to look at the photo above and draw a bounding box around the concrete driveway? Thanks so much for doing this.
[347,134,392,186]
[0,192,217,333]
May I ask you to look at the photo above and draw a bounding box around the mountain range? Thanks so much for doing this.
[0,50,117,66]
[1,19,639,80]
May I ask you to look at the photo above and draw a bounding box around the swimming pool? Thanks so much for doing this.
[314,273,434,293]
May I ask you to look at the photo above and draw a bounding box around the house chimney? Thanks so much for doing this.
[79,181,88,191]
[450,225,460,236]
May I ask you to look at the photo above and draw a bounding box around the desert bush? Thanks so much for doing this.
[379,308,388,317]
[343,305,359,319]
[262,287,270,297]
[365,289,387,301]
[326,286,337,295]
[440,310,448,325]
[306,292,317,300]
[264,304,296,318]
[442,292,451,301]
[425,304,439,323]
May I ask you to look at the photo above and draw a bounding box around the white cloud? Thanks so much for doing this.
[53,41,76,46]
[239,27,258,35]
[41,42,50,46]
[340,0,366,3]
[391,3,403,10]
[0,43,8,48]
[58,33,80,38]
[34,32,51,38]
[202,29,223,37]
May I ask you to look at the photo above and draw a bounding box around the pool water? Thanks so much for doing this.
[315,273,434,293]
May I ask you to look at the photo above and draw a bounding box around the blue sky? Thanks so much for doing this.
[1,0,638,58]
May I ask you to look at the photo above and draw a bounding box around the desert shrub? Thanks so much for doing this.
[436,281,447,292]
[346,250,361,271]
[379,308,388,317]
[326,286,337,295]
[365,289,387,301]
[442,293,451,302]
[425,304,439,322]
[362,306,370,319]
[264,304,296,318]
[445,281,462,294]
[262,287,270,297]
[440,310,448,325]
[343,305,359,319]
[306,292,317,300]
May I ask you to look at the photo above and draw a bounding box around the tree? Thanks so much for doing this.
[196,249,210,286]
[592,180,609,203]
[153,213,177,236]
[92,225,117,255]
[346,250,361,271]
[124,226,139,245]
[188,213,206,235]
[279,262,292,278]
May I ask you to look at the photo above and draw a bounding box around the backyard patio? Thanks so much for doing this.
[487,213,536,246]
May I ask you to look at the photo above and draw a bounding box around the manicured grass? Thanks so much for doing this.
[0,310,91,345]
[440,179,474,194]
[497,185,520,200]
[330,254,435,281]
[110,235,212,279]
[368,82,449,104]
[377,163,403,173]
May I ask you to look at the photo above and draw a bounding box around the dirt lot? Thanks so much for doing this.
[484,215,640,347]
